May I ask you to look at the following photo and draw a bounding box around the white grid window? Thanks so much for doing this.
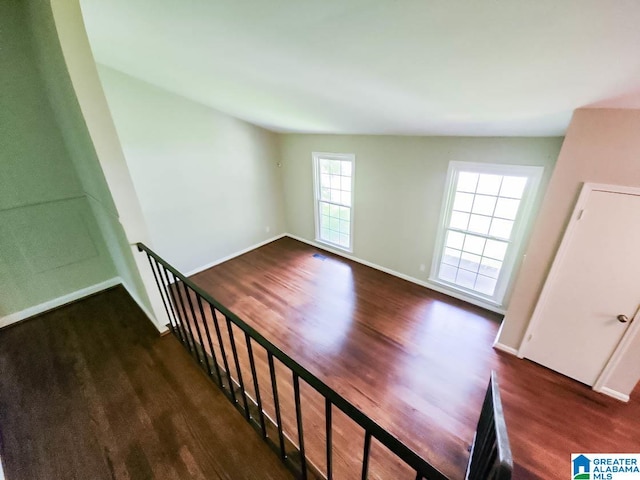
[431,162,543,306]
[313,152,355,251]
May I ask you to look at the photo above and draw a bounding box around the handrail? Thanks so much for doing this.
[138,242,448,479]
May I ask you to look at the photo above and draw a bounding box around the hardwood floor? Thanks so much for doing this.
[187,237,640,480]
[0,286,292,480]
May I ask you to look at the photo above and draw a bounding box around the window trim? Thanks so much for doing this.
[312,152,356,253]
[429,161,543,307]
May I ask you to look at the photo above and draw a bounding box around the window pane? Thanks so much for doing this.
[320,160,331,174]
[341,161,352,176]
[329,204,340,217]
[330,190,341,203]
[330,175,341,190]
[460,252,481,273]
[321,227,330,239]
[439,263,457,282]
[443,248,461,267]
[450,211,470,230]
[494,197,520,220]
[455,269,477,289]
[321,215,330,229]
[339,220,349,233]
[434,164,541,300]
[453,192,474,212]
[339,207,350,221]
[321,188,330,200]
[321,174,330,188]
[489,218,514,240]
[329,230,340,243]
[471,195,497,216]
[457,172,479,193]
[339,234,349,247]
[341,176,351,191]
[475,275,497,295]
[329,160,341,174]
[446,230,465,250]
[476,174,502,195]
[484,239,508,261]
[479,257,502,279]
[500,176,527,198]
[341,191,351,206]
[321,202,330,216]
[467,214,491,235]
[462,234,486,255]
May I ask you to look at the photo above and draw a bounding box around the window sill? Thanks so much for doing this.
[427,277,505,313]
[315,238,353,254]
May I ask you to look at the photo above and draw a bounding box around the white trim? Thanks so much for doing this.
[596,387,630,403]
[493,342,519,356]
[0,277,120,329]
[286,233,505,314]
[429,161,544,307]
[312,152,355,253]
[184,234,287,277]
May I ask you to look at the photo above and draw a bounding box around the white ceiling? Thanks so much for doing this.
[80,0,640,136]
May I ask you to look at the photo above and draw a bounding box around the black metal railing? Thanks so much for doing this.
[465,372,513,480]
[138,242,512,480]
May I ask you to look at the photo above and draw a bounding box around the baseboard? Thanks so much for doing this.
[597,386,630,403]
[285,233,505,315]
[185,233,287,277]
[0,277,121,330]
[492,342,519,356]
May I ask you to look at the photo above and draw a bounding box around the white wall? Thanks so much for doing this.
[97,65,286,273]
[0,0,117,319]
[280,134,562,309]
[49,0,171,331]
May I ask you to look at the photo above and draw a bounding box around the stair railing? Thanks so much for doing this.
[137,242,511,480]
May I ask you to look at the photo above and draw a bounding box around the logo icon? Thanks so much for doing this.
[573,454,591,479]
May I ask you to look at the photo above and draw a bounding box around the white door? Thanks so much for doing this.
[521,184,640,386]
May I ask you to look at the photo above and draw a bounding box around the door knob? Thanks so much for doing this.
[617,314,629,323]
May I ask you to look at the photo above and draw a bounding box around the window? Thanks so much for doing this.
[430,162,543,306]
[313,152,355,252]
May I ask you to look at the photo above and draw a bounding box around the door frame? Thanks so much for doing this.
[518,182,640,396]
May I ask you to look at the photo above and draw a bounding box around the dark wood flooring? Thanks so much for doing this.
[0,286,292,480]
[188,237,640,480]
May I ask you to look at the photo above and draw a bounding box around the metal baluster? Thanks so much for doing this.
[245,333,267,438]
[293,373,307,480]
[210,305,235,402]
[326,399,333,480]
[361,431,372,480]
[226,316,250,420]
[159,265,187,345]
[268,352,286,461]
[415,473,423,480]
[183,283,208,369]
[196,295,222,384]
[171,273,199,359]
[145,254,176,335]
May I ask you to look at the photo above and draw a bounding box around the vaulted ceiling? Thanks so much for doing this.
[80,0,640,136]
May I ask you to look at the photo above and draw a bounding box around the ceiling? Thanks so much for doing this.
[80,0,640,136]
